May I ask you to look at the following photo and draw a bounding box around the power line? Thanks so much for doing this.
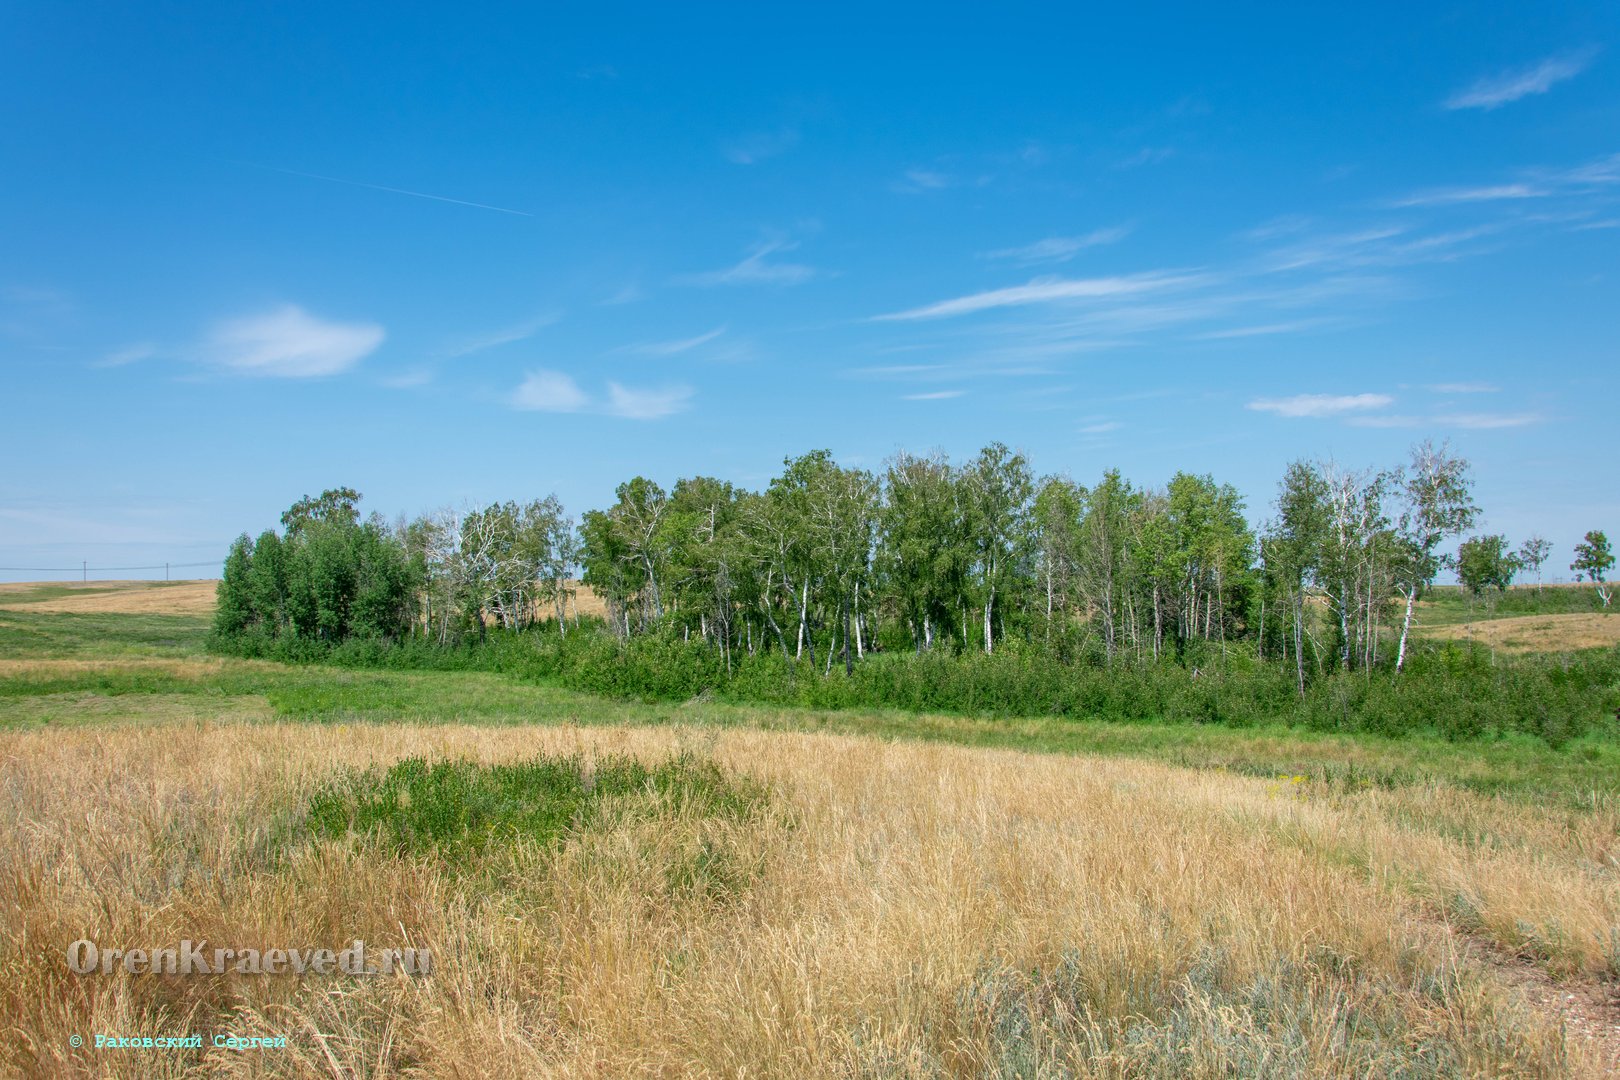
[0,561,222,572]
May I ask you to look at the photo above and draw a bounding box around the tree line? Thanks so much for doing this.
[214,441,1614,694]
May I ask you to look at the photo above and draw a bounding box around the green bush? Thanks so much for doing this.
[302,752,767,862]
[211,620,1620,747]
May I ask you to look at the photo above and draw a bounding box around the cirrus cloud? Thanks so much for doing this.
[1246,393,1393,418]
[511,369,590,412]
[206,304,384,377]
[510,370,692,420]
[1444,49,1599,111]
[873,272,1193,321]
[605,382,693,419]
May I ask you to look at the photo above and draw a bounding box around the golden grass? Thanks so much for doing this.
[0,580,219,617]
[1420,613,1620,653]
[2,718,1613,1077]
[459,581,609,629]
[540,581,609,624]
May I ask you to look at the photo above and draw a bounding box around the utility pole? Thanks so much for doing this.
[82,560,87,583]
[165,563,170,581]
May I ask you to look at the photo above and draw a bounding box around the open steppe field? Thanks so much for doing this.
[0,579,220,617]
[2,582,1618,1077]
[1406,583,1619,655]
[1421,613,1620,654]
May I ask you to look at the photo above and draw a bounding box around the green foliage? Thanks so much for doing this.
[213,618,1620,748]
[280,486,361,535]
[302,752,767,861]
[1516,535,1552,589]
[1455,534,1518,596]
[215,535,255,636]
[1572,529,1614,607]
[204,444,1619,751]
[212,489,419,646]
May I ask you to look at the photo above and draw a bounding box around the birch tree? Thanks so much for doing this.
[880,451,967,653]
[1391,441,1478,672]
[1572,530,1614,608]
[963,442,1033,654]
[1516,535,1552,598]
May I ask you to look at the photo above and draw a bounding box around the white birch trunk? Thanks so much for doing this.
[1395,585,1417,673]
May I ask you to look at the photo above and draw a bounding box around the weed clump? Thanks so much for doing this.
[303,752,767,862]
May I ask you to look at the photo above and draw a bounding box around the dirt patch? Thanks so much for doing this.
[1420,613,1620,653]
[0,580,218,616]
[1506,965,1620,1075]
[1433,921,1620,1075]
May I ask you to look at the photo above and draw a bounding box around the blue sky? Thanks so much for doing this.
[3,2,1617,580]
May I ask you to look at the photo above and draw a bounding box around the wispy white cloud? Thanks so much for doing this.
[605,381,693,419]
[1246,393,1393,418]
[901,390,964,401]
[601,283,644,306]
[445,312,560,358]
[871,270,1393,381]
[873,272,1193,322]
[95,343,158,368]
[847,363,948,379]
[1428,382,1500,394]
[510,370,691,419]
[1564,154,1620,186]
[379,368,433,389]
[984,227,1131,265]
[1348,409,1540,430]
[677,239,817,287]
[723,129,800,165]
[1437,411,1540,429]
[1078,420,1122,434]
[1390,183,1544,207]
[205,305,384,378]
[893,168,954,193]
[1257,221,1512,273]
[1391,152,1620,208]
[510,370,590,413]
[1239,215,1315,242]
[623,326,726,357]
[894,144,1043,194]
[1444,49,1599,110]
[858,152,1608,391]
[1193,319,1330,340]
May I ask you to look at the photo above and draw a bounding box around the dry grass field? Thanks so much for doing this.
[1421,614,1620,654]
[0,580,219,617]
[1,580,1617,1077]
[5,720,1618,1078]
[550,581,608,624]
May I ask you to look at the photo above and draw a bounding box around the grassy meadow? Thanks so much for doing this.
[1,582,1617,1076]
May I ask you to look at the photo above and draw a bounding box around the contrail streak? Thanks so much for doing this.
[244,163,534,217]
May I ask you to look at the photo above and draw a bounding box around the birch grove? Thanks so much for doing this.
[215,439,1557,694]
